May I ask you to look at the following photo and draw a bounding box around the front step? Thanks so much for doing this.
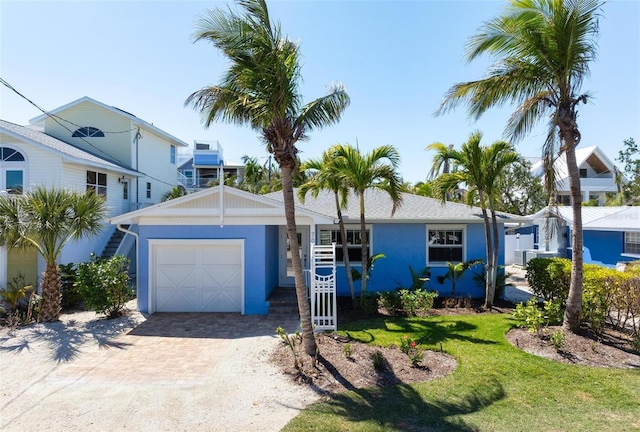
[101,225,129,259]
[267,287,300,316]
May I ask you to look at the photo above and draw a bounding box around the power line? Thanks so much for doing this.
[0,77,179,189]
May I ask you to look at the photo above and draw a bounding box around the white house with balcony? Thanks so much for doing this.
[530,145,621,206]
[177,140,244,190]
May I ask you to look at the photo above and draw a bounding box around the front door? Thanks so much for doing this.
[122,180,130,213]
[279,226,309,287]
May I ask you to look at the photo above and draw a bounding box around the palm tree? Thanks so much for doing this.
[432,132,518,308]
[0,186,106,321]
[437,0,602,332]
[162,185,188,201]
[184,0,349,356]
[331,144,403,298]
[299,147,356,303]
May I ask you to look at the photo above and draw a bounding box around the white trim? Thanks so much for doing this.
[147,239,245,314]
[317,224,373,265]
[621,253,640,259]
[425,224,466,267]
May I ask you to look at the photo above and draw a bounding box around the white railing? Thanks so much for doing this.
[310,243,337,332]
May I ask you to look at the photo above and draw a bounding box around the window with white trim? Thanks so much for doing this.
[319,226,370,263]
[170,145,176,164]
[625,232,640,255]
[86,170,107,197]
[1,147,25,194]
[73,127,104,137]
[427,226,464,263]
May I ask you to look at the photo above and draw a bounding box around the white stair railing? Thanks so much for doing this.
[310,242,337,332]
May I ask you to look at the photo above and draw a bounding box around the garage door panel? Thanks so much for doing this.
[151,241,243,313]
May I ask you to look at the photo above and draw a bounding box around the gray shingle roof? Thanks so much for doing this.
[0,119,139,174]
[266,189,526,223]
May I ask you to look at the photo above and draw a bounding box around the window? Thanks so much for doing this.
[319,226,370,262]
[625,232,640,255]
[1,147,26,194]
[123,181,128,200]
[146,182,151,199]
[428,227,464,263]
[579,168,588,178]
[170,145,176,164]
[86,171,107,196]
[72,127,105,137]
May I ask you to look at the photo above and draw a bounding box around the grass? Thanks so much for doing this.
[283,314,640,431]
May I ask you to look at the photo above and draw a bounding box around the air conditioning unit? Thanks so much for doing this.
[513,250,527,267]
[525,250,559,264]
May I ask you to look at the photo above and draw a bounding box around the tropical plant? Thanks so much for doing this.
[238,155,282,194]
[616,138,640,205]
[436,260,481,299]
[437,0,602,332]
[299,147,356,302]
[431,132,519,307]
[0,274,32,310]
[0,186,106,321]
[161,185,188,201]
[184,0,349,356]
[331,144,403,298]
[495,157,546,215]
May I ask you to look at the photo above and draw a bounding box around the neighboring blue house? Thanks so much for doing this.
[110,186,525,315]
[528,206,640,266]
[177,140,244,190]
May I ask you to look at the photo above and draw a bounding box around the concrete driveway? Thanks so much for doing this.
[1,311,318,432]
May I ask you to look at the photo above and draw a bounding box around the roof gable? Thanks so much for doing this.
[29,96,188,147]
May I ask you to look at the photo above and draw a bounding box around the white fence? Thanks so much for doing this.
[309,243,336,332]
[504,234,535,265]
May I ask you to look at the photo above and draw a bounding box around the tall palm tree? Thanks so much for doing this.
[437,0,602,331]
[0,186,106,321]
[432,132,518,308]
[184,0,349,356]
[332,144,403,298]
[299,147,356,303]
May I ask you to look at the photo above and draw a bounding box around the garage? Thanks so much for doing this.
[149,239,244,313]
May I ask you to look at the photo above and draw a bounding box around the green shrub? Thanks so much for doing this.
[378,290,403,314]
[513,298,546,333]
[59,263,82,308]
[0,274,32,311]
[526,257,571,302]
[549,329,565,351]
[359,292,379,315]
[370,350,386,371]
[399,289,438,316]
[76,254,133,318]
[582,265,618,335]
[609,273,640,335]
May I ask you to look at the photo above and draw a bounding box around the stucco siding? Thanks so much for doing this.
[42,101,133,166]
[583,230,627,265]
[137,225,270,314]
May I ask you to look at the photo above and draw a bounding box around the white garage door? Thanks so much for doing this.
[150,240,244,313]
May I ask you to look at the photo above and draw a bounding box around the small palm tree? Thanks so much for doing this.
[437,0,602,331]
[432,132,518,308]
[0,186,107,321]
[299,147,356,302]
[162,186,188,201]
[185,0,349,356]
[331,144,403,298]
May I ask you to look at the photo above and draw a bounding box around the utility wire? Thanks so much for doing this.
[1,77,180,189]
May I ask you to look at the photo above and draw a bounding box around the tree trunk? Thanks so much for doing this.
[359,193,368,297]
[39,262,62,322]
[281,166,317,356]
[478,191,494,308]
[489,204,500,308]
[335,193,355,302]
[563,144,584,333]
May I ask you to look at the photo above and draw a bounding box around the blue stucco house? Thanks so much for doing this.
[528,206,640,266]
[110,186,525,315]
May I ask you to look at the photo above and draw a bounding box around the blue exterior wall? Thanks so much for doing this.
[322,222,493,299]
[583,230,632,265]
[137,225,270,315]
[264,225,279,296]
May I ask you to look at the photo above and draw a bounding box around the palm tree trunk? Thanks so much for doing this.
[281,166,317,356]
[489,205,500,307]
[39,262,62,322]
[335,193,355,303]
[478,191,494,308]
[563,145,584,332]
[359,194,368,297]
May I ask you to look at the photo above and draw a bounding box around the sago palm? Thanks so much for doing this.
[437,0,602,331]
[331,144,403,298]
[299,147,356,302]
[185,0,349,355]
[432,132,518,307]
[0,186,106,321]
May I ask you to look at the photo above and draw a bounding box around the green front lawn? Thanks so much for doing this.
[283,314,640,432]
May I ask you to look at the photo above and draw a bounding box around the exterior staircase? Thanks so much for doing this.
[267,287,299,317]
[101,225,129,259]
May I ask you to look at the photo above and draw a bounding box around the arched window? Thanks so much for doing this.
[72,126,105,138]
[0,146,26,194]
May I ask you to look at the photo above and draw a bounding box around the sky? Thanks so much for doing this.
[1,0,638,184]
